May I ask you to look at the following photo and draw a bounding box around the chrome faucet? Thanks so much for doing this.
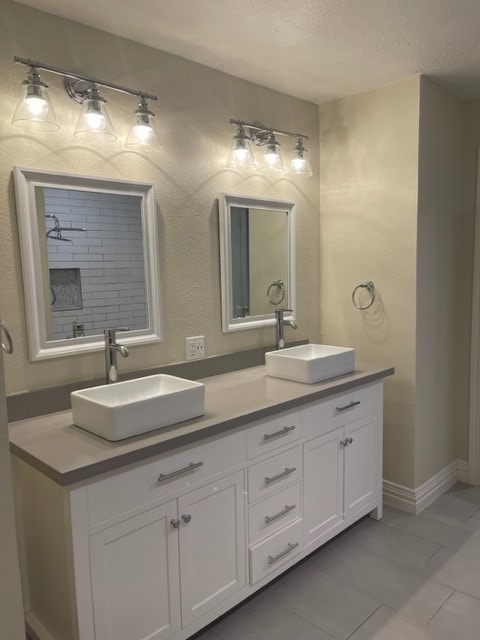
[275,309,298,350]
[104,328,129,384]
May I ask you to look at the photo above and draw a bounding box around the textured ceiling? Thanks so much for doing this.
[14,0,480,103]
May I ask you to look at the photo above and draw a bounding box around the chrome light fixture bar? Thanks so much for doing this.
[228,119,311,177]
[13,56,159,148]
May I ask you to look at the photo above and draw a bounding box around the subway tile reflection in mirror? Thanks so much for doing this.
[14,167,162,360]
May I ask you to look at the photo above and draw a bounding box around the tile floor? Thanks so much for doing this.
[194,483,480,640]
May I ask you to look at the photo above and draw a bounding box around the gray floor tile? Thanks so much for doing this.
[312,538,452,624]
[210,589,335,640]
[349,606,450,640]
[427,590,480,640]
[422,484,480,520]
[262,558,379,640]
[327,515,440,569]
[382,505,478,551]
[423,546,480,598]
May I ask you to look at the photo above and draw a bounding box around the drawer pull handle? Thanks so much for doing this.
[340,437,354,447]
[170,519,180,529]
[268,542,299,565]
[336,400,360,413]
[263,425,296,441]
[158,461,204,482]
[265,504,296,524]
[265,467,296,484]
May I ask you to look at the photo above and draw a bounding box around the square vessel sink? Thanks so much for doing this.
[265,344,355,384]
[71,374,205,441]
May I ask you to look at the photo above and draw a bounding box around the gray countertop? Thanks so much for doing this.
[9,364,394,486]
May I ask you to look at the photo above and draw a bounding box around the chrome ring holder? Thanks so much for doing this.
[0,320,13,354]
[267,280,286,305]
[352,281,376,310]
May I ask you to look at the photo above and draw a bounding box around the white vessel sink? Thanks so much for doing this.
[265,344,355,384]
[71,374,205,441]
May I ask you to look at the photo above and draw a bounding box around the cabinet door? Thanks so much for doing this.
[344,414,377,518]
[89,501,181,640]
[303,429,344,546]
[178,471,246,626]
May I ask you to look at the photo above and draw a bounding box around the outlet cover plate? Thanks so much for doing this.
[186,335,205,360]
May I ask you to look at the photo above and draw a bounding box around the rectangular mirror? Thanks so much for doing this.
[219,193,296,332]
[14,167,162,360]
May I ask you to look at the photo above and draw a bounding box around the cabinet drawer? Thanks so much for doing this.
[249,518,303,584]
[246,411,300,460]
[247,446,301,504]
[87,430,245,527]
[302,383,380,442]
[248,482,301,544]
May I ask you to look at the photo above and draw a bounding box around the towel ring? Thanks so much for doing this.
[0,320,13,354]
[352,281,376,310]
[267,280,286,305]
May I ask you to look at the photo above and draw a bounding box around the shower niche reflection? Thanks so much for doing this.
[14,167,162,360]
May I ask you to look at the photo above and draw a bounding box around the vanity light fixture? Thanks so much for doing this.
[12,56,158,148]
[12,65,59,131]
[228,119,311,177]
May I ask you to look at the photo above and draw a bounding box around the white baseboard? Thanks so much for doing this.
[458,460,469,483]
[383,459,470,515]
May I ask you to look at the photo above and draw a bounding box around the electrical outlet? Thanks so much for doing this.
[186,335,205,360]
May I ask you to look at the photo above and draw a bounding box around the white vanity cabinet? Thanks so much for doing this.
[303,384,382,548]
[87,470,246,640]
[12,377,387,640]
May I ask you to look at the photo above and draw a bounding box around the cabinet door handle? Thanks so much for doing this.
[340,437,354,447]
[181,514,192,523]
[335,400,360,413]
[158,461,204,482]
[264,467,296,484]
[265,504,296,524]
[268,542,299,565]
[170,519,180,529]
[263,425,296,441]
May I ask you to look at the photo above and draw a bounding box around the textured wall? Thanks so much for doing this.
[319,77,420,488]
[415,77,467,485]
[0,0,320,394]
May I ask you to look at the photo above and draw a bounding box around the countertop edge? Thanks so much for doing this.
[10,366,394,486]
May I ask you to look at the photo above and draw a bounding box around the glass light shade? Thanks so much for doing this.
[289,138,313,176]
[74,91,116,141]
[12,82,59,131]
[227,126,256,170]
[260,137,285,174]
[125,104,160,150]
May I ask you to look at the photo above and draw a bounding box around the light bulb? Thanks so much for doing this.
[84,107,105,131]
[132,122,154,144]
[24,94,48,117]
[265,150,279,166]
[233,146,250,162]
[291,156,306,172]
